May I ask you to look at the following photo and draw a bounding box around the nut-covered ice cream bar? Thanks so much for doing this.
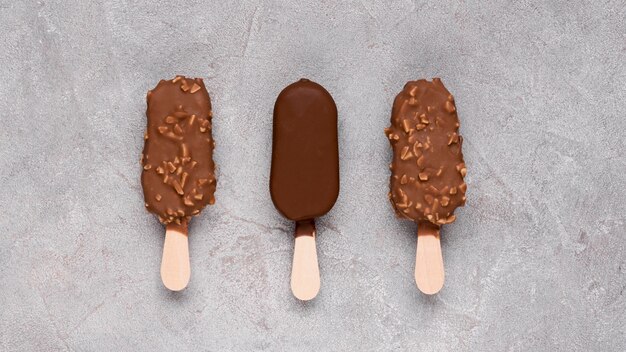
[385,78,467,295]
[385,78,466,225]
[140,75,217,291]
[141,76,217,225]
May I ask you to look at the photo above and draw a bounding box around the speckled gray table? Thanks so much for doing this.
[1,1,625,351]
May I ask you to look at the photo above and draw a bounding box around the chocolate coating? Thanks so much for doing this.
[270,79,339,221]
[141,76,216,225]
[385,78,467,225]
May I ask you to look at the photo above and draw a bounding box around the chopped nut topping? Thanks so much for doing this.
[447,132,459,145]
[418,172,429,181]
[441,196,450,207]
[164,132,182,141]
[397,188,409,207]
[190,83,201,93]
[444,100,456,113]
[155,194,162,201]
[402,119,412,134]
[165,116,177,124]
[412,142,423,156]
[400,146,412,160]
[180,143,189,157]
[432,198,440,212]
[400,175,408,184]
[172,180,184,195]
[181,172,188,188]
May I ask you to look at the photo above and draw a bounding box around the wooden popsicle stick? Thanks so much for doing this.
[415,221,445,295]
[290,220,320,301]
[161,222,190,291]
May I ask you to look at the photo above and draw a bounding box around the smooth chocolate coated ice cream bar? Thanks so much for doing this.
[385,78,466,225]
[270,78,338,300]
[141,76,216,225]
[270,78,339,224]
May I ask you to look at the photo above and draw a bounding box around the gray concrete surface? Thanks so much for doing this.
[1,0,625,351]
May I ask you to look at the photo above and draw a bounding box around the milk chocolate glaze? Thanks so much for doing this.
[141,76,217,225]
[270,79,339,221]
[385,78,466,225]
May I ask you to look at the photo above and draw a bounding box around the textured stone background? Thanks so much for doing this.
[1,0,625,351]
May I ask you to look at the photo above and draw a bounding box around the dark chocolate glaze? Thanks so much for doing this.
[270,79,339,222]
[141,76,217,225]
[385,78,466,225]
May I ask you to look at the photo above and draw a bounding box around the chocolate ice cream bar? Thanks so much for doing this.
[270,78,339,222]
[385,78,466,225]
[141,76,216,225]
[385,78,467,294]
[140,75,217,291]
[270,78,339,300]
